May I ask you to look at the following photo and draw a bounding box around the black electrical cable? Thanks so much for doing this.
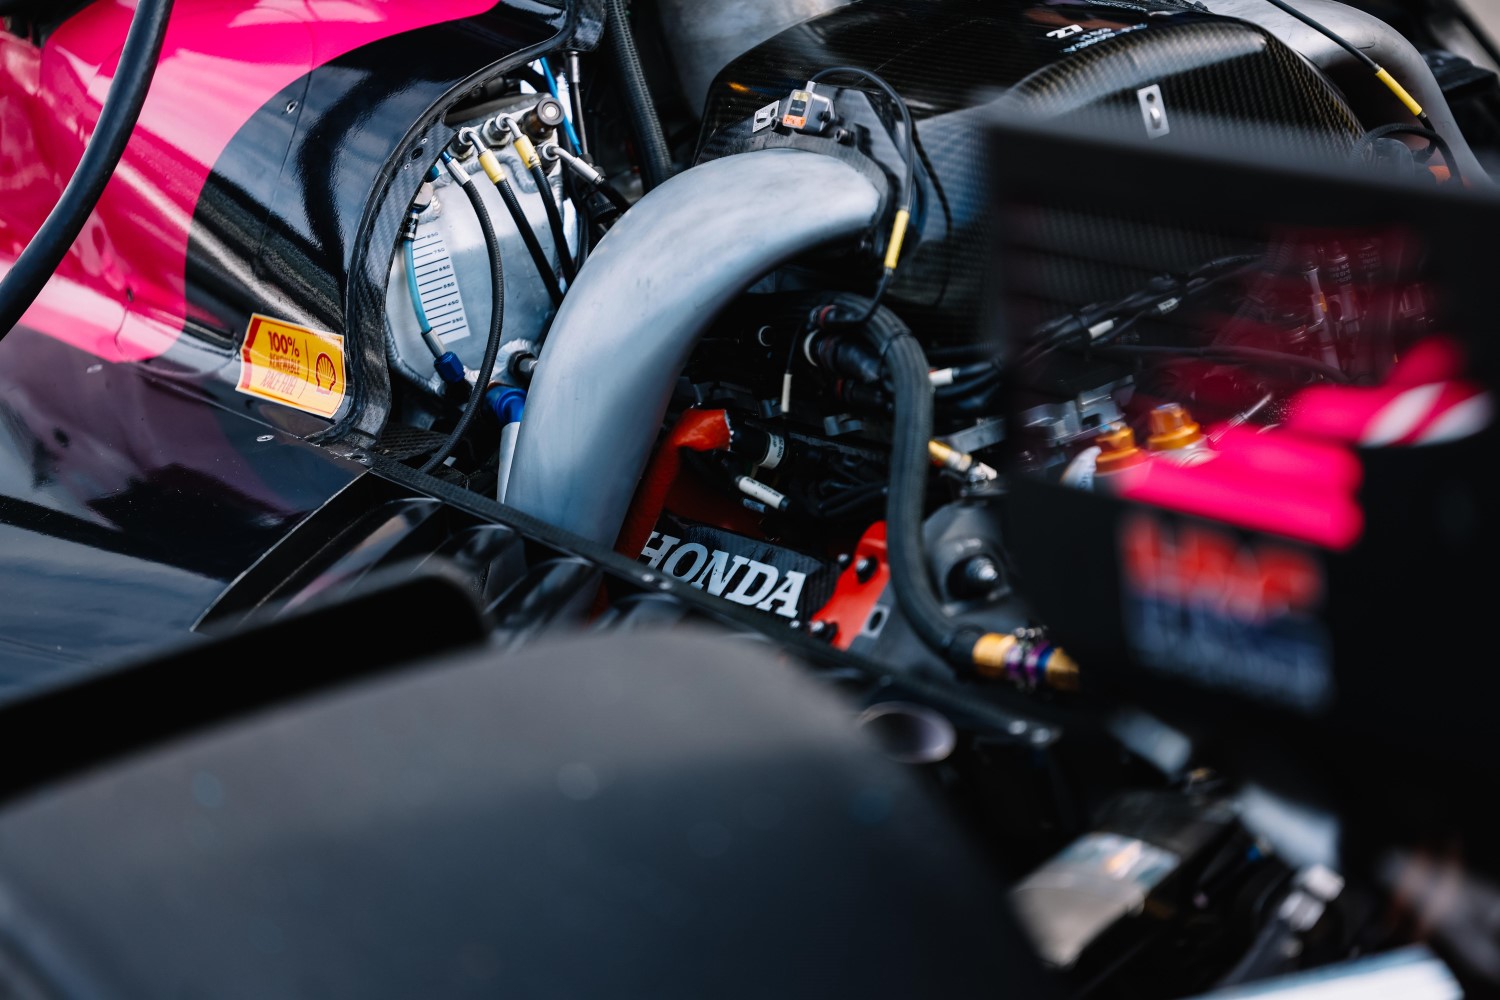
[595,179,631,215]
[1022,254,1257,364]
[809,66,918,326]
[565,51,590,160]
[1091,266,1258,348]
[1356,123,1462,185]
[1097,343,1354,382]
[489,171,563,305]
[0,0,174,339]
[809,66,915,219]
[603,0,672,191]
[1260,0,1373,67]
[566,170,589,271]
[934,363,1002,401]
[1255,0,1434,131]
[420,163,505,476]
[528,161,576,286]
[823,293,985,667]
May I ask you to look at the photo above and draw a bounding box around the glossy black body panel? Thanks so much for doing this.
[0,3,583,684]
[181,4,568,442]
[0,328,363,680]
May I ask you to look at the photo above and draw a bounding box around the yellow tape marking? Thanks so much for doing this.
[1375,67,1424,118]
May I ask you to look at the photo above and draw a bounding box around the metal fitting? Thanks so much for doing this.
[540,141,606,188]
[457,126,485,152]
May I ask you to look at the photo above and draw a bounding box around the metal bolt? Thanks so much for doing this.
[855,555,878,583]
[963,556,1002,589]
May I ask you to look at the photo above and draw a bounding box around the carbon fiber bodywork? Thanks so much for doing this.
[696,0,1364,337]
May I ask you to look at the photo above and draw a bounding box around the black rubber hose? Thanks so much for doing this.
[491,175,563,305]
[420,170,505,476]
[603,0,672,191]
[1355,123,1462,185]
[827,294,983,666]
[565,170,589,272]
[565,51,591,159]
[528,162,575,285]
[596,180,632,215]
[0,0,175,339]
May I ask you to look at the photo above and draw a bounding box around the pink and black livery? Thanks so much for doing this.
[0,2,612,671]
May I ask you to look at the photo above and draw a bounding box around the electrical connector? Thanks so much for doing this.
[781,82,835,134]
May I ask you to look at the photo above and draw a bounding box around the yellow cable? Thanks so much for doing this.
[883,208,911,272]
[1374,66,1424,119]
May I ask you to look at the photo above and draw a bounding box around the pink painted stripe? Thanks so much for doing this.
[1,1,499,361]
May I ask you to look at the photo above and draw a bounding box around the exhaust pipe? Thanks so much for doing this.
[857,702,958,765]
[505,148,883,545]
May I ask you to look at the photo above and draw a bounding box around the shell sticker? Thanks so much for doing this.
[236,314,346,419]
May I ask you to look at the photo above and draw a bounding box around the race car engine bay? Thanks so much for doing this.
[6,0,1499,994]
[322,0,1500,987]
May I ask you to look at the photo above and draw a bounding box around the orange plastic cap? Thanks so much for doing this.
[1094,422,1146,475]
[1146,403,1203,451]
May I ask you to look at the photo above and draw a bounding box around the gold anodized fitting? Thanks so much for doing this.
[1094,421,1146,474]
[1044,647,1081,691]
[1146,403,1203,451]
[971,632,1020,678]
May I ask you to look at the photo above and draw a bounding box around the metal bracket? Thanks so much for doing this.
[1137,84,1170,139]
[753,101,781,133]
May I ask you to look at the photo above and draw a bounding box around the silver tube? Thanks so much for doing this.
[496,422,521,503]
[1203,0,1487,182]
[505,148,882,545]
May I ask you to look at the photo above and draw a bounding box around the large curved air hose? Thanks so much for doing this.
[504,148,881,546]
[0,0,176,338]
